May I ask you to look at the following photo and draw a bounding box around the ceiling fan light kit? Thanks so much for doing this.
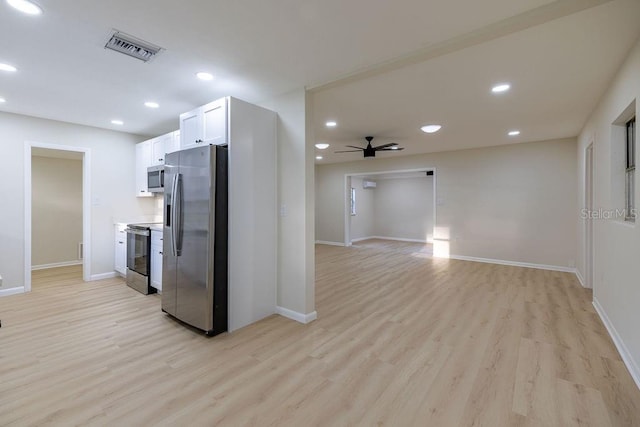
[335,136,404,158]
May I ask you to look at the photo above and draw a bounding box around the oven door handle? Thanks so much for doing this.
[125,228,150,237]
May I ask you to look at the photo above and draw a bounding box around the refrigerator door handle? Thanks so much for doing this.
[170,173,179,257]
[175,173,183,256]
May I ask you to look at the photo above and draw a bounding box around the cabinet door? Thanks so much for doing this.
[135,141,153,197]
[151,244,163,291]
[202,98,228,145]
[150,137,166,166]
[114,225,127,276]
[165,130,181,154]
[180,108,202,150]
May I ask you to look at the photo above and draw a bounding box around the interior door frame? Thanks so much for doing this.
[584,142,594,289]
[24,141,92,291]
[343,167,437,246]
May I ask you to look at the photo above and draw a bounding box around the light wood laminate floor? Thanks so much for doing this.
[1,241,639,426]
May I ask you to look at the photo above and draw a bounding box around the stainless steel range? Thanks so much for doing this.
[126,223,161,295]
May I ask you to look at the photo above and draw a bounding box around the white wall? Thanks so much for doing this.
[316,138,577,268]
[373,176,434,242]
[32,156,83,267]
[577,37,640,386]
[0,111,157,290]
[258,89,315,319]
[350,177,375,240]
[227,97,278,331]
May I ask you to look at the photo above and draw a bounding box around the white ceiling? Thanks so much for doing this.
[0,0,638,162]
[313,0,640,163]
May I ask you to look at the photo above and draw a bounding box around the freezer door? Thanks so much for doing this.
[161,152,180,316]
[175,145,215,331]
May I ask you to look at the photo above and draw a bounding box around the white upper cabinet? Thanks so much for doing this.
[150,137,165,166]
[150,131,181,166]
[202,98,228,145]
[166,130,181,154]
[179,107,202,150]
[136,131,180,197]
[135,140,153,197]
[180,97,228,150]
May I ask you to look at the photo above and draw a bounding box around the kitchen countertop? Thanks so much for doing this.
[150,224,163,232]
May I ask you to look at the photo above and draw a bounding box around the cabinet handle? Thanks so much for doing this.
[159,251,163,255]
[158,158,163,161]
[118,241,124,244]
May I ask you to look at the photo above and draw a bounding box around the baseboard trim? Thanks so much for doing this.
[371,236,428,243]
[575,269,587,288]
[593,298,640,391]
[90,272,118,281]
[351,236,376,243]
[276,306,318,324]
[444,254,575,273]
[31,260,82,271]
[0,287,25,297]
[315,240,344,247]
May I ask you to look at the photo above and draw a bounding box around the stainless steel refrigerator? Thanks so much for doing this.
[162,144,228,336]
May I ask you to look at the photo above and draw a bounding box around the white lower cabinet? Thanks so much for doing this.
[150,230,163,291]
[114,224,127,276]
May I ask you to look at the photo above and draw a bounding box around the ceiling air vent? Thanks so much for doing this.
[104,30,163,63]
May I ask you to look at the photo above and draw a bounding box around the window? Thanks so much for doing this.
[625,117,636,221]
[350,187,356,216]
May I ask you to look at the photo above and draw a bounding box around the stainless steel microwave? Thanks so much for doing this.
[147,165,164,193]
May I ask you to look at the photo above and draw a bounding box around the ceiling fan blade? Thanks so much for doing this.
[344,145,365,150]
[379,147,405,151]
[334,150,363,153]
[373,142,397,150]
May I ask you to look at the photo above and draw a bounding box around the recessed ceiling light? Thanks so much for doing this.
[315,143,329,150]
[144,101,159,109]
[7,0,42,15]
[111,120,124,125]
[196,72,214,81]
[390,146,399,150]
[326,121,337,127]
[508,130,520,136]
[0,97,5,103]
[421,124,442,134]
[492,83,511,93]
[316,155,323,160]
[0,63,17,72]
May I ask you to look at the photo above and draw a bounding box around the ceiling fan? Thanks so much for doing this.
[335,136,404,158]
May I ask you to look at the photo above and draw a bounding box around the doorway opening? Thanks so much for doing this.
[24,142,91,292]
[584,143,594,289]
[343,168,437,251]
